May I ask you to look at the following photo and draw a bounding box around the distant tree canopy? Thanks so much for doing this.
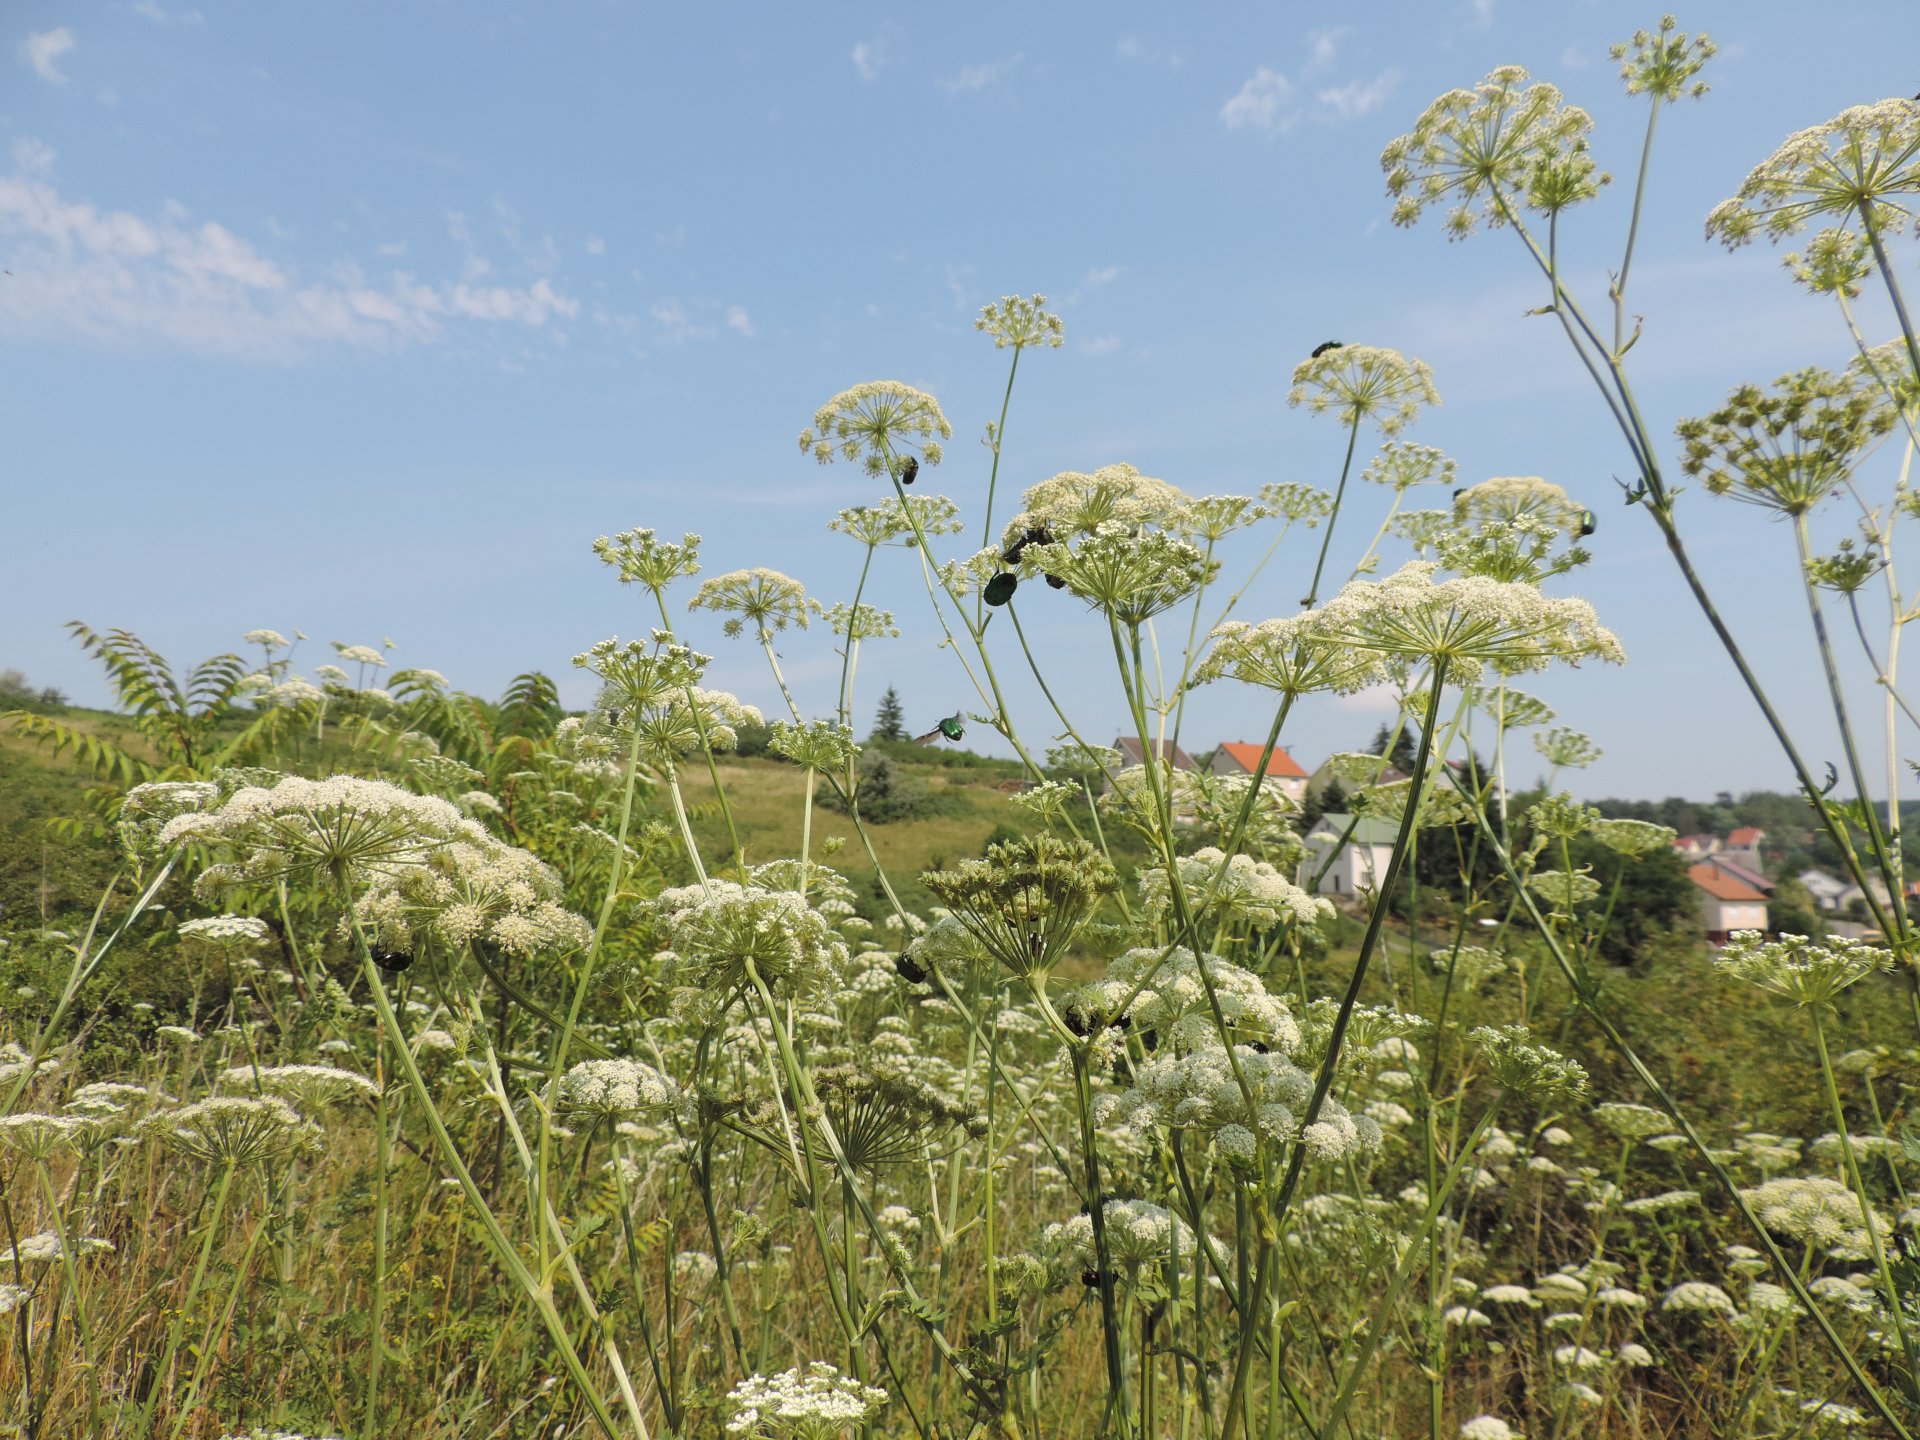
[871,686,907,743]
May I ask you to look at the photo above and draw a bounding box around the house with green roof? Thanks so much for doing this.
[1302,812,1400,896]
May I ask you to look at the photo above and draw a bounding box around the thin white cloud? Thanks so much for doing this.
[12,138,55,175]
[650,299,714,344]
[132,2,205,25]
[1560,46,1590,70]
[1083,265,1121,288]
[1116,34,1184,69]
[851,34,891,82]
[1305,26,1348,72]
[0,158,579,359]
[1219,68,1295,135]
[21,28,75,84]
[1081,336,1122,357]
[725,305,755,337]
[1468,0,1495,29]
[584,234,606,256]
[940,53,1022,95]
[1315,69,1401,122]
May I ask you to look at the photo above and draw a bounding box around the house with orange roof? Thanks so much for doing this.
[1208,741,1309,805]
[1723,826,1766,870]
[1690,863,1768,945]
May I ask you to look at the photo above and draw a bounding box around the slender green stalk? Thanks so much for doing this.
[1443,770,1917,1440]
[1810,1007,1915,1374]
[1270,667,1450,1226]
[1319,1107,1500,1436]
[356,945,643,1440]
[134,1161,238,1440]
[365,1046,391,1440]
[1301,420,1364,608]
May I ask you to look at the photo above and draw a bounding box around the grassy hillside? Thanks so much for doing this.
[679,746,1034,916]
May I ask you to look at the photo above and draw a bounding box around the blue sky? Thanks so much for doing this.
[4,1,1916,801]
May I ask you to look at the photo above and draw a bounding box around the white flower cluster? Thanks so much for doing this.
[558,1059,679,1120]
[147,1095,320,1165]
[1381,65,1607,236]
[1139,848,1332,936]
[1042,1198,1205,1276]
[1073,946,1299,1055]
[799,380,951,477]
[1007,463,1193,538]
[1707,98,1920,247]
[1288,344,1440,436]
[0,1230,114,1265]
[1742,1176,1888,1261]
[1716,931,1892,1008]
[689,569,821,639]
[178,914,272,944]
[1315,561,1624,681]
[217,1064,378,1109]
[1662,1280,1738,1316]
[654,880,848,1001]
[724,1361,888,1437]
[1101,1042,1380,1168]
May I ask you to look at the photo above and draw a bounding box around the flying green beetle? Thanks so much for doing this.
[914,711,966,744]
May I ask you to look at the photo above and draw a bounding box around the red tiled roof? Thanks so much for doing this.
[1217,742,1307,779]
[1689,863,1768,903]
[1727,827,1764,846]
[1706,856,1773,893]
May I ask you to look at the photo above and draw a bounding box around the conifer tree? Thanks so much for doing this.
[872,685,907,742]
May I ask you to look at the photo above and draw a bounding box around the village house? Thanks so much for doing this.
[1698,852,1772,898]
[1207,742,1309,806]
[1797,869,1852,913]
[1673,834,1723,861]
[1301,813,1400,897]
[1112,736,1197,772]
[1690,863,1769,945]
[1723,826,1766,870]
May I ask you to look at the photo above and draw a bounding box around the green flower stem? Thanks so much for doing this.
[1859,203,1920,385]
[1810,1006,1915,1375]
[756,628,808,725]
[3,860,171,1120]
[1794,514,1907,920]
[538,718,655,1285]
[1441,772,1916,1440]
[980,346,1023,550]
[612,1149,679,1435]
[134,1160,237,1440]
[33,1160,102,1429]
[741,966,867,1380]
[1612,95,1662,354]
[1200,519,1301,644]
[1349,493,1409,585]
[1217,1232,1272,1440]
[163,1179,277,1440]
[800,766,816,899]
[365,1043,392,1440]
[1319,1106,1500,1438]
[1509,195,1914,956]
[1071,1038,1131,1437]
[473,998,659,1437]
[356,945,643,1440]
[744,964,988,1407]
[1269,664,1451,1227]
[1301,418,1363,609]
[837,543,879,728]
[650,588,744,869]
